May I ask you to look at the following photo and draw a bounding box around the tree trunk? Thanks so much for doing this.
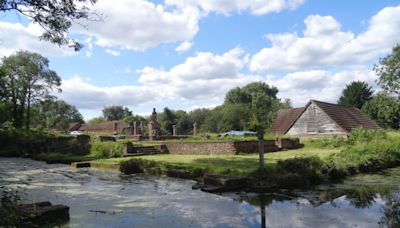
[258,129,265,169]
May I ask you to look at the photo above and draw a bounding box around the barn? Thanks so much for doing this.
[270,100,381,136]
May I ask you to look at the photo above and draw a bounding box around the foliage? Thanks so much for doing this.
[90,140,124,158]
[337,81,373,109]
[159,107,175,135]
[0,0,97,50]
[375,44,400,98]
[32,99,84,130]
[362,92,400,130]
[0,187,23,227]
[0,51,61,130]
[102,105,132,121]
[87,116,107,125]
[123,115,146,124]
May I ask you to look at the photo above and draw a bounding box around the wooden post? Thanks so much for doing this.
[172,125,177,136]
[258,129,265,169]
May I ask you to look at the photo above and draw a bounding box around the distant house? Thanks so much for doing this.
[79,121,131,134]
[270,100,381,136]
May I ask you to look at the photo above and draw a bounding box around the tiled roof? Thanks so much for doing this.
[79,121,130,132]
[269,107,305,134]
[310,100,381,132]
[270,100,381,134]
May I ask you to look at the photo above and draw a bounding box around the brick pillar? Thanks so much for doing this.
[140,121,144,135]
[193,122,197,136]
[148,123,153,141]
[113,122,118,132]
[172,125,177,136]
[133,121,137,135]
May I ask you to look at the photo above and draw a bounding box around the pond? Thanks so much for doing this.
[0,157,399,227]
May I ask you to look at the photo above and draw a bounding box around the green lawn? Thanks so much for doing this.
[98,147,340,176]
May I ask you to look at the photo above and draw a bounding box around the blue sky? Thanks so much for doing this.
[1,0,400,119]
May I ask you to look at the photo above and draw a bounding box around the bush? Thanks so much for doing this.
[0,187,23,227]
[90,141,123,158]
[347,127,387,145]
[276,156,327,183]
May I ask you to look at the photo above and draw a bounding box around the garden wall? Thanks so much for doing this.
[164,140,279,155]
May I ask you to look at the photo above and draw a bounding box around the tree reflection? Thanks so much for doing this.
[379,194,400,228]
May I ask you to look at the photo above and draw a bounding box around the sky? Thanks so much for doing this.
[1,0,400,120]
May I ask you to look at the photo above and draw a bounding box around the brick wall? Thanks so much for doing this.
[164,140,279,155]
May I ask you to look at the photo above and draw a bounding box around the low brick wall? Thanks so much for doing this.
[165,141,236,155]
[164,140,279,155]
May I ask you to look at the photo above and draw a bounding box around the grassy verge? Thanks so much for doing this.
[96,129,400,189]
[98,147,340,177]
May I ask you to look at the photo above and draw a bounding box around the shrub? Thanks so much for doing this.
[347,127,387,145]
[0,187,23,227]
[276,156,327,183]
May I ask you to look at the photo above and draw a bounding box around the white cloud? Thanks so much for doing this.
[166,0,304,16]
[84,37,94,58]
[250,5,400,72]
[105,49,121,56]
[73,0,200,51]
[175,41,194,52]
[0,21,76,57]
[58,76,157,109]
[60,48,261,110]
[265,69,378,106]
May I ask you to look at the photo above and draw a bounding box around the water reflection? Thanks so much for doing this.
[1,157,400,227]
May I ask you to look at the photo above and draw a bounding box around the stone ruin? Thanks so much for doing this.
[147,108,163,140]
[125,108,197,141]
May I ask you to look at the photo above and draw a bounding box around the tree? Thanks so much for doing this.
[224,87,251,104]
[224,82,281,169]
[87,117,106,125]
[102,105,132,121]
[375,44,400,97]
[32,100,84,130]
[159,107,175,135]
[189,108,212,131]
[337,81,373,109]
[0,0,98,50]
[362,93,400,130]
[0,51,61,130]
[174,110,192,135]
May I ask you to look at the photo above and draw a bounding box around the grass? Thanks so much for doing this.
[98,147,340,176]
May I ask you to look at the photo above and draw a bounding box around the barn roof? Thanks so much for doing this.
[309,100,381,133]
[269,107,305,134]
[269,100,381,134]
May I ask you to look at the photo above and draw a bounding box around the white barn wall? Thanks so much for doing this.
[286,102,346,136]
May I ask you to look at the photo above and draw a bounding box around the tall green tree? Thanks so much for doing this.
[337,81,373,109]
[159,107,175,135]
[224,82,281,169]
[33,100,84,130]
[375,44,400,97]
[0,51,61,130]
[362,93,400,130]
[102,105,132,121]
[0,0,98,50]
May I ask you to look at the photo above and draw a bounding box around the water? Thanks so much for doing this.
[0,157,399,227]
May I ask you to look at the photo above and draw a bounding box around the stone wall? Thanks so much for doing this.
[164,140,279,155]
